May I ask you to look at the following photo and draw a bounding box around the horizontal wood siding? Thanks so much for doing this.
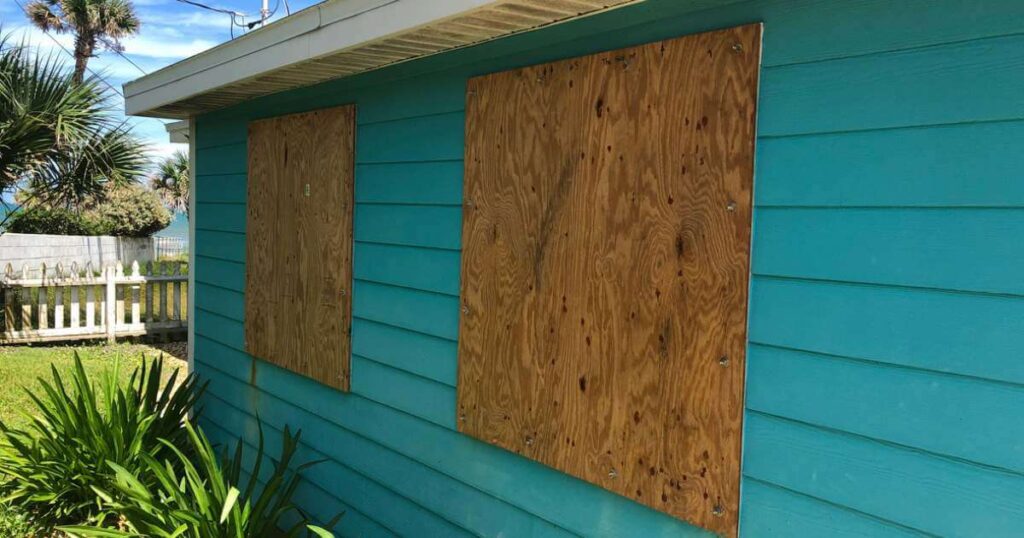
[192,0,1024,535]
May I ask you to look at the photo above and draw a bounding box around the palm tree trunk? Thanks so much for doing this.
[72,34,95,84]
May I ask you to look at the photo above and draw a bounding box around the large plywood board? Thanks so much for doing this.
[245,105,355,390]
[457,24,761,535]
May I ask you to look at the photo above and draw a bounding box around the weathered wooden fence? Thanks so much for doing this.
[0,261,187,344]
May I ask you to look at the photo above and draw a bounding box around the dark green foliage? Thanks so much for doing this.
[7,183,172,237]
[0,353,204,529]
[0,35,148,205]
[60,422,339,538]
[5,205,106,235]
[0,36,108,188]
[86,183,172,237]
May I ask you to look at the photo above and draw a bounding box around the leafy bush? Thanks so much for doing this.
[5,183,172,237]
[86,183,172,237]
[61,422,338,538]
[5,206,108,235]
[0,354,203,528]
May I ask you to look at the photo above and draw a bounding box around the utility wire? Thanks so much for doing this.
[11,0,185,133]
[174,0,248,38]
[110,46,147,76]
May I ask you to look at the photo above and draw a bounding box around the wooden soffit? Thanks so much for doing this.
[124,0,643,119]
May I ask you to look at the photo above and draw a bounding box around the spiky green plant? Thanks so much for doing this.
[60,421,339,537]
[0,33,149,225]
[0,34,109,188]
[0,353,203,529]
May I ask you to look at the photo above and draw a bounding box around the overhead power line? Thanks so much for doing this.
[111,46,147,76]
[174,0,249,38]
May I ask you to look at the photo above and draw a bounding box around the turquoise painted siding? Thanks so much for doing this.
[190,0,1024,535]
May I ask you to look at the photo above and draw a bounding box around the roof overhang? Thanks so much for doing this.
[165,120,190,143]
[124,0,642,119]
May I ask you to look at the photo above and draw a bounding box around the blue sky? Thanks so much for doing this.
[3,0,322,160]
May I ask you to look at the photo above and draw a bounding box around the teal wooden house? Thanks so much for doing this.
[126,1,1024,536]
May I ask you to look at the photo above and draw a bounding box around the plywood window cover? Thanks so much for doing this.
[244,105,355,391]
[457,24,761,536]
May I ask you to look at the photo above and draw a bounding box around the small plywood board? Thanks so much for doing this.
[245,105,355,390]
[457,24,761,535]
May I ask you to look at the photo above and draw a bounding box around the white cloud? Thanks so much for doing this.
[121,34,217,59]
[141,10,239,29]
[6,25,74,56]
[148,142,189,162]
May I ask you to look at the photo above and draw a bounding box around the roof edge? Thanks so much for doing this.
[124,0,642,119]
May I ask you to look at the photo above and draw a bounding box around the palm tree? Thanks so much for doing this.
[150,150,189,219]
[0,35,148,226]
[25,0,141,84]
[0,36,107,187]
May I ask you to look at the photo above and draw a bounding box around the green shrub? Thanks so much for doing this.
[61,422,339,538]
[5,206,107,235]
[5,183,171,237]
[85,183,171,237]
[0,354,203,529]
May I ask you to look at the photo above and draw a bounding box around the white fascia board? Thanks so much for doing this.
[124,0,496,117]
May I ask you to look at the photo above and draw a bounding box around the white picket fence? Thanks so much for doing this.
[1,261,187,344]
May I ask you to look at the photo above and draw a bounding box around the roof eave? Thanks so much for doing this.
[123,0,642,119]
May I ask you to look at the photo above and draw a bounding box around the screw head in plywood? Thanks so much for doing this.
[608,468,618,479]
[525,435,534,446]
[718,355,729,367]
[712,504,725,517]
[726,200,737,212]
[462,305,470,315]
[731,42,743,54]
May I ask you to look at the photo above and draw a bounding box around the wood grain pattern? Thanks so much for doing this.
[245,105,355,390]
[457,24,760,536]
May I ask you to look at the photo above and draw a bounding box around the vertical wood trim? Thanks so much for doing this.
[4,289,13,334]
[146,267,155,323]
[20,287,30,332]
[85,286,95,329]
[187,115,197,373]
[131,284,141,326]
[115,285,125,328]
[54,288,63,329]
[37,287,47,330]
[69,286,80,328]
[457,24,761,536]
[105,267,116,343]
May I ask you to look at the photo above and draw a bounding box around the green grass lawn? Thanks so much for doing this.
[0,342,186,536]
[0,343,187,430]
